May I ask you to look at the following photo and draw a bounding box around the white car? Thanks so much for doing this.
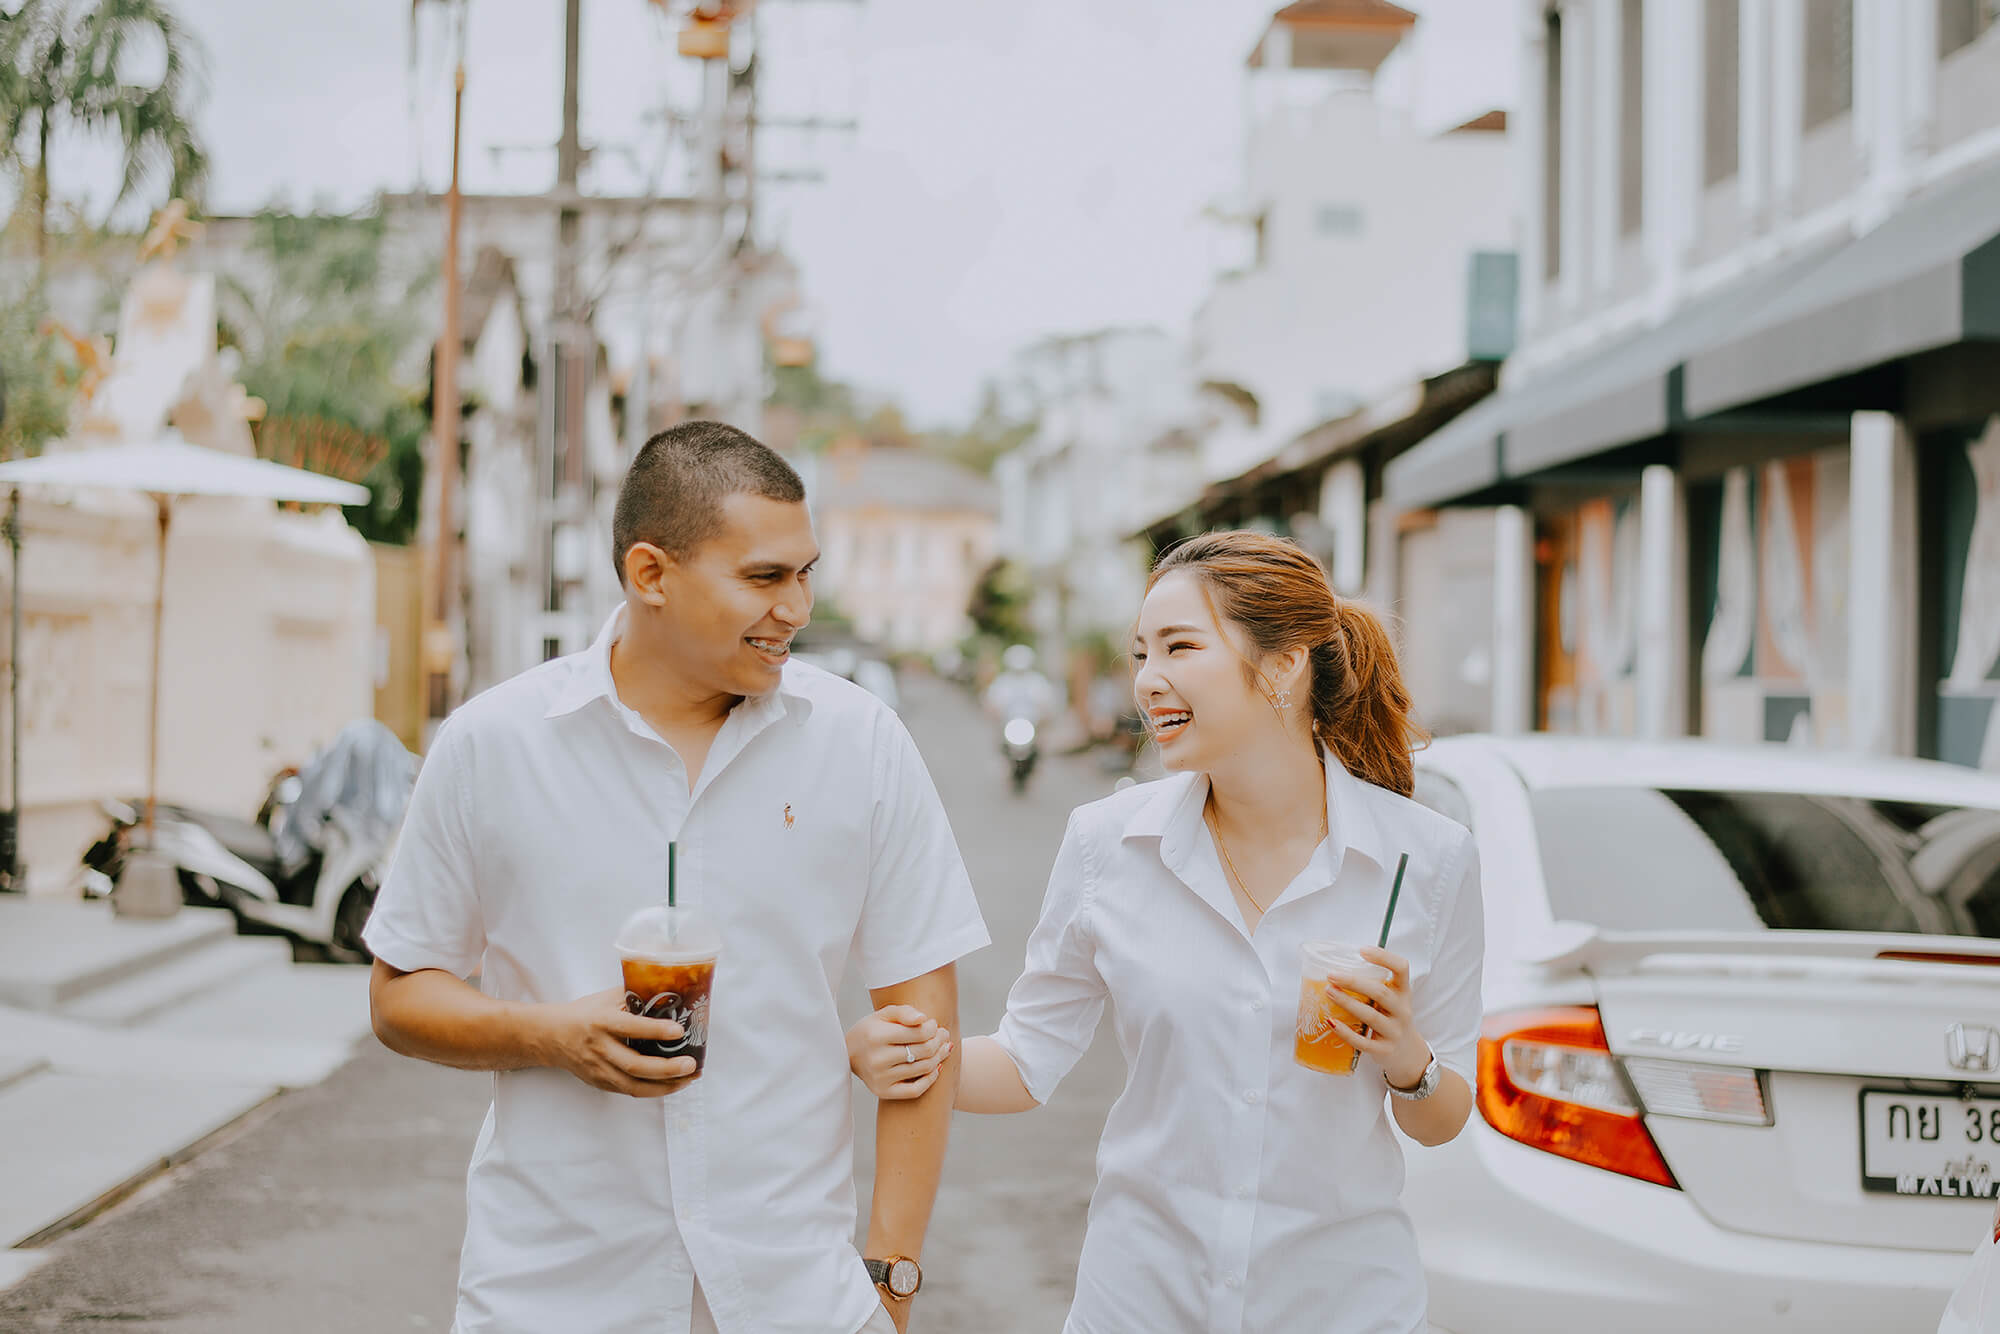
[1406,736,2000,1334]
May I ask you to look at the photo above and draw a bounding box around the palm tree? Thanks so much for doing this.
[0,0,209,268]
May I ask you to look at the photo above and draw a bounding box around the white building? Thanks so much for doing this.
[1193,0,1515,485]
[1119,0,1515,688]
[374,195,807,690]
[812,441,998,654]
[995,329,1202,658]
[1385,0,2000,767]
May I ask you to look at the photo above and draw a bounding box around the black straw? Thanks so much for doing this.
[1377,853,1409,949]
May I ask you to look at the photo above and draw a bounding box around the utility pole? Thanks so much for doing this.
[423,0,468,730]
[542,0,585,657]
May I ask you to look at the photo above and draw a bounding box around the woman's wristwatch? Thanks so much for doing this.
[1387,1051,1441,1101]
[866,1256,923,1301]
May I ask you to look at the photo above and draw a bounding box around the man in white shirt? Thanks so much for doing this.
[366,421,988,1334]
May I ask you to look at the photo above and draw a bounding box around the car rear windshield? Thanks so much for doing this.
[1530,788,2000,937]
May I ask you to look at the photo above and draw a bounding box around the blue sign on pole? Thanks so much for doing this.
[1467,251,1519,362]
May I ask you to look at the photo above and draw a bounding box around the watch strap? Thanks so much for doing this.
[864,1259,890,1288]
[1388,1052,1441,1101]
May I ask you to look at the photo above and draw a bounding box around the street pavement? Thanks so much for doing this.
[0,671,1127,1332]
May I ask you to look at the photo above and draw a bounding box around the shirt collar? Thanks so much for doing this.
[1322,750,1391,872]
[1121,748,1392,874]
[542,604,810,725]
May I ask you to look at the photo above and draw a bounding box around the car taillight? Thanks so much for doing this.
[1476,1006,1679,1190]
[1876,950,2000,968]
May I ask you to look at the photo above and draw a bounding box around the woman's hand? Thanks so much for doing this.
[846,1004,953,1101]
[1322,947,1432,1091]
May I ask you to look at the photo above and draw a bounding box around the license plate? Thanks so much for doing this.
[1858,1090,2000,1199]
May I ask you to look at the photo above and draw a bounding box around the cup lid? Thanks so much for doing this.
[616,902,722,961]
[1300,939,1375,972]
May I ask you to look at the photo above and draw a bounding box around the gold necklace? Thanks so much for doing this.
[1206,797,1328,916]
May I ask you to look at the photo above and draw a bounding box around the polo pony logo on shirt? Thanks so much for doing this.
[785,803,795,830]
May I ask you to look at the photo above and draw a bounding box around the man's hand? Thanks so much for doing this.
[534,987,698,1097]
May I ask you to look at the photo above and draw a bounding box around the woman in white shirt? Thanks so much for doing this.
[849,530,1485,1334]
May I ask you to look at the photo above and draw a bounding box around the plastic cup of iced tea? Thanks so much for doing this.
[1294,940,1389,1076]
[615,903,721,1078]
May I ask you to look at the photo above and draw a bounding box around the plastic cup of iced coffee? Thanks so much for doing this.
[1294,940,1390,1076]
[615,902,721,1078]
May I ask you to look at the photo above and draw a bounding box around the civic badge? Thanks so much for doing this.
[1946,1023,2000,1074]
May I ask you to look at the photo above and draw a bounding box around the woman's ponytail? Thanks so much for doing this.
[1310,600,1426,798]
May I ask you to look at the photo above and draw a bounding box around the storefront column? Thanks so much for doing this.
[1320,459,1367,597]
[1366,496,1399,613]
[1636,464,1690,739]
[1848,411,1918,756]
[1491,505,1537,735]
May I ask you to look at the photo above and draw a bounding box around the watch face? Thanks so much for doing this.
[888,1259,921,1298]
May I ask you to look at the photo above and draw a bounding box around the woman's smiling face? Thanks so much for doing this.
[1130,570,1274,773]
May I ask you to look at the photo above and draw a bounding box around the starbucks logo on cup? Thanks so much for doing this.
[1297,985,1371,1042]
[628,989,709,1054]
[1298,987,1340,1039]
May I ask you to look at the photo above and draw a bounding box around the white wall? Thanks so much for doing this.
[1195,87,1514,481]
[5,493,374,894]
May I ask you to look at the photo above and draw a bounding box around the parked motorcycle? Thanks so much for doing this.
[79,720,415,963]
[1002,715,1040,795]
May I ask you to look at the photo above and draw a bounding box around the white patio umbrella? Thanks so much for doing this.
[0,431,370,836]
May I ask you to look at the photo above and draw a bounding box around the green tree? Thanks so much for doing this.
[0,0,210,268]
[0,279,75,457]
[768,358,1034,475]
[222,208,434,545]
[921,380,1035,476]
[966,557,1034,645]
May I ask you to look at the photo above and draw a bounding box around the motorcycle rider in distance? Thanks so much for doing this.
[985,643,1057,725]
[983,644,1057,793]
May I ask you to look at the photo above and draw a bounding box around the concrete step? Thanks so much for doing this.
[0,1068,277,1248]
[0,898,239,1012]
[142,961,374,1048]
[61,934,293,1028]
[0,1000,361,1092]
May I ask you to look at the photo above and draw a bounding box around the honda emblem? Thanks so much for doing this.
[1945,1023,2000,1074]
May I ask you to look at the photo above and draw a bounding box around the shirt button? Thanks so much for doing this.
[1243,1089,1262,1105]
[1236,1184,1252,1199]
[1224,1273,1242,1289]
[1249,997,1265,1012]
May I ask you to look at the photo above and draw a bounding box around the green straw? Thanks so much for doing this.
[667,841,678,908]
[1377,853,1409,949]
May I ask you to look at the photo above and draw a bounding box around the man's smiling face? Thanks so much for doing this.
[652,492,818,698]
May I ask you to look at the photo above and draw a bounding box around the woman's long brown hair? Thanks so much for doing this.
[1148,530,1428,796]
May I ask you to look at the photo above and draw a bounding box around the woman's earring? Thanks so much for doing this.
[1275,689,1293,710]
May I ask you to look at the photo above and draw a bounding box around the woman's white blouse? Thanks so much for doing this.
[993,756,1484,1334]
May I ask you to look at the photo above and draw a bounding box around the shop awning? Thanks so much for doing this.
[1136,361,1497,542]
[1682,160,2000,418]
[1383,241,1837,510]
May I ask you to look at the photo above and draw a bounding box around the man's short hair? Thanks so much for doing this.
[611,421,806,583]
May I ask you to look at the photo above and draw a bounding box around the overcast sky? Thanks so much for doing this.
[46,0,1515,424]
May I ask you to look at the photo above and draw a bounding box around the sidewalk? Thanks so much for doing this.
[0,896,375,1290]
